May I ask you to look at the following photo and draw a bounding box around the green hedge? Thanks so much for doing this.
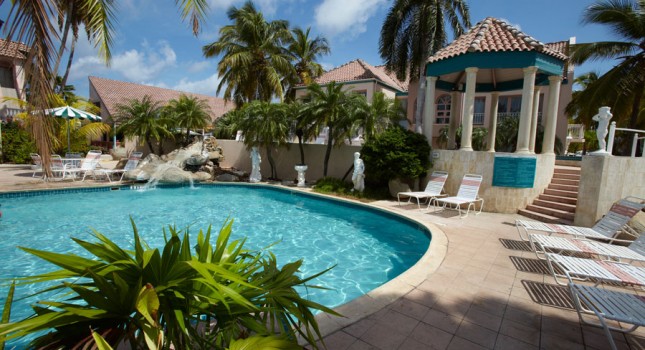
[1,122,37,164]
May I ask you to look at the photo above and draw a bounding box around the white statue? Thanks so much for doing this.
[351,152,365,193]
[249,146,261,183]
[592,106,613,152]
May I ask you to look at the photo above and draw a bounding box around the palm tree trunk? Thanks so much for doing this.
[323,127,333,177]
[146,139,156,156]
[629,80,644,129]
[265,145,277,179]
[53,0,74,79]
[297,133,305,165]
[414,64,426,133]
[61,36,77,87]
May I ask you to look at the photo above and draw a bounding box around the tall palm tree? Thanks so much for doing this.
[203,1,293,104]
[379,0,470,131]
[233,101,291,179]
[565,71,601,126]
[115,95,173,155]
[300,82,363,177]
[354,92,404,142]
[569,0,645,129]
[4,0,208,173]
[285,27,330,100]
[165,94,212,144]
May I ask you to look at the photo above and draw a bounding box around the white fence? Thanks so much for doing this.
[607,122,645,157]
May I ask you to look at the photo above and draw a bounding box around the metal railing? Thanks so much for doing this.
[567,124,585,141]
[607,121,645,157]
[473,113,485,125]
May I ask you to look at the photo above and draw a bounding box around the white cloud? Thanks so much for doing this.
[206,0,296,16]
[315,0,387,38]
[172,73,222,96]
[187,60,213,73]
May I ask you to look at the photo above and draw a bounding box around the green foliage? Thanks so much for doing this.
[361,126,431,186]
[165,94,212,146]
[213,110,242,139]
[313,177,353,194]
[0,219,337,350]
[438,125,488,151]
[312,177,390,201]
[115,95,174,155]
[1,122,37,164]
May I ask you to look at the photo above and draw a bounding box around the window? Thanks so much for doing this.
[435,94,451,124]
[474,97,485,125]
[354,90,367,97]
[0,66,14,89]
[497,95,522,122]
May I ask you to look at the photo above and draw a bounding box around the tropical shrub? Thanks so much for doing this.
[361,126,431,187]
[1,122,37,164]
[0,219,337,350]
[438,125,488,151]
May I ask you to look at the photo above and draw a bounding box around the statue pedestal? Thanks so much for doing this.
[295,165,308,187]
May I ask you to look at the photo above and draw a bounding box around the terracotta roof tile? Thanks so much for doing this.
[312,59,408,92]
[0,39,30,60]
[89,76,233,121]
[428,17,568,63]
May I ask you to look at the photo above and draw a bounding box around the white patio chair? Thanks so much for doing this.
[569,283,645,350]
[30,153,42,177]
[545,253,645,287]
[528,233,645,263]
[397,171,448,209]
[516,196,645,241]
[63,150,103,181]
[433,174,484,218]
[97,151,143,183]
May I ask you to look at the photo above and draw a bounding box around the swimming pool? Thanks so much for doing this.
[0,184,430,326]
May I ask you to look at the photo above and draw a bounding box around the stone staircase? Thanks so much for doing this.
[518,163,581,225]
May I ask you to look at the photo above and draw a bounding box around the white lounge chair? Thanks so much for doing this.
[516,196,645,241]
[63,150,103,181]
[397,171,448,209]
[97,151,143,182]
[30,153,42,177]
[545,253,645,287]
[528,232,645,263]
[569,283,645,350]
[433,174,484,218]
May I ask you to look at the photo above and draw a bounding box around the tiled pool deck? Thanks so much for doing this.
[1,164,643,350]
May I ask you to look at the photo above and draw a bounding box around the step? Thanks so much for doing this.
[554,167,581,175]
[551,178,580,186]
[552,173,580,181]
[525,204,576,221]
[539,194,578,205]
[532,199,577,213]
[544,188,579,199]
[518,209,574,225]
[548,183,579,192]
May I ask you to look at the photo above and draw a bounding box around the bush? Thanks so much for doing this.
[1,122,37,164]
[361,127,431,187]
[312,177,391,201]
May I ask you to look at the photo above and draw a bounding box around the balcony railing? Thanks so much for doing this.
[473,113,485,125]
[567,124,585,142]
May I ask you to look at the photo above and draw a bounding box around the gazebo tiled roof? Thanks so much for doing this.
[89,76,233,120]
[0,39,30,60]
[312,59,409,92]
[427,17,568,63]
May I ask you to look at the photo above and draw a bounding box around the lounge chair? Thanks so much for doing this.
[63,150,103,181]
[516,196,645,241]
[48,154,69,180]
[569,283,645,350]
[97,151,143,182]
[30,153,42,177]
[545,253,645,287]
[397,171,448,209]
[433,174,484,218]
[528,232,645,263]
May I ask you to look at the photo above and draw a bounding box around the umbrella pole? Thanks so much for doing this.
[67,121,71,153]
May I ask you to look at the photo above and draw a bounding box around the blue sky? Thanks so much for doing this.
[3,0,620,98]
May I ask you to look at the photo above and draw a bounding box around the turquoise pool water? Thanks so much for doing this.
[0,184,430,343]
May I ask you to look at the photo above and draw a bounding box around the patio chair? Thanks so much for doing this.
[516,196,645,241]
[528,232,645,263]
[30,153,42,177]
[433,174,484,218]
[63,150,103,181]
[397,171,448,209]
[569,283,645,350]
[48,154,69,180]
[97,151,143,182]
[545,253,645,287]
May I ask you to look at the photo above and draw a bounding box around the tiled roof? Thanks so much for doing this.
[427,17,568,63]
[89,76,233,120]
[312,59,409,92]
[0,39,30,60]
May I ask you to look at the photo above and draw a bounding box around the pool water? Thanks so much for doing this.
[0,185,430,326]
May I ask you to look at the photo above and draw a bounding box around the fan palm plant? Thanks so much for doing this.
[203,1,294,104]
[379,0,470,131]
[166,94,212,145]
[115,95,173,156]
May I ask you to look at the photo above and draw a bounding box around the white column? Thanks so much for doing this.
[487,92,500,152]
[516,66,538,154]
[460,67,478,151]
[542,75,562,154]
[529,87,541,153]
[422,76,438,142]
[448,91,460,149]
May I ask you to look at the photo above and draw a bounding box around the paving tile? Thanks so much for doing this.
[456,320,498,349]
[373,309,419,336]
[433,294,473,319]
[581,325,630,350]
[447,336,489,350]
[464,307,503,332]
[318,331,357,350]
[469,296,508,318]
[409,322,453,349]
[422,309,463,334]
[397,337,437,350]
[404,288,438,308]
[360,323,408,350]
[493,334,538,350]
[344,318,377,338]
[388,297,429,321]
[347,339,379,350]
[499,318,540,346]
[541,316,583,342]
[540,332,585,350]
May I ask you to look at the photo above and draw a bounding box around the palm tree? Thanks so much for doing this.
[203,1,293,104]
[115,95,172,155]
[213,109,242,139]
[565,72,601,126]
[165,94,212,145]
[354,92,404,142]
[233,101,291,179]
[568,0,645,129]
[300,82,363,177]
[379,0,470,131]
[53,75,77,104]
[285,27,330,100]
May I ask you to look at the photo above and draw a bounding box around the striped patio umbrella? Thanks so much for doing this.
[45,106,102,152]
